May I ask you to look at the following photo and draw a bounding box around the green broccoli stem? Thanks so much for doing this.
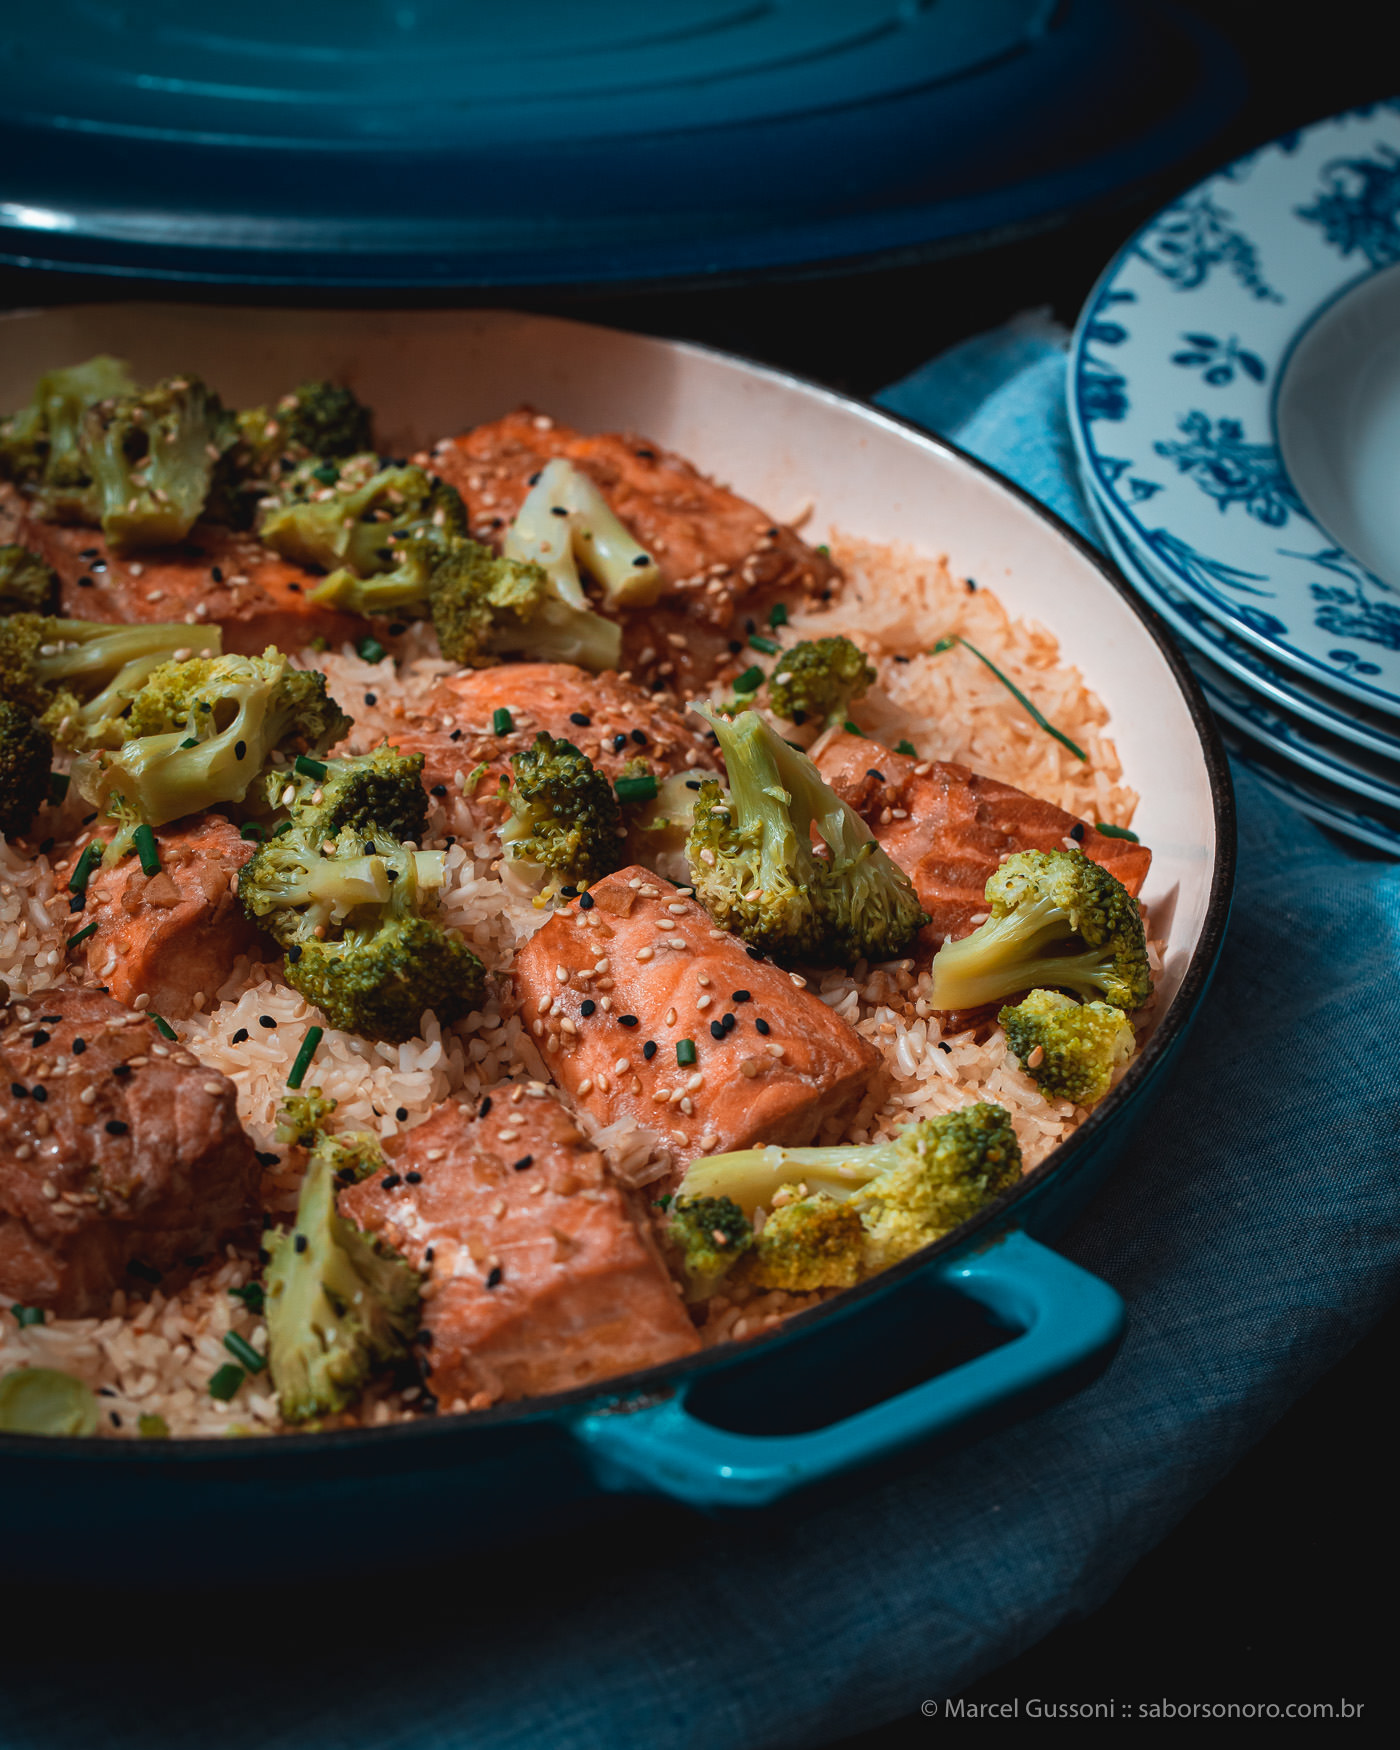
[926,896,1123,1012]
[680,1139,901,1216]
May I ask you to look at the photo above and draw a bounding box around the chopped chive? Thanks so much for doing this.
[48,771,70,803]
[356,635,386,664]
[223,1331,265,1374]
[208,1363,245,1401]
[66,922,98,949]
[287,1025,324,1090]
[294,754,328,780]
[843,720,866,737]
[229,1282,265,1315]
[768,602,789,628]
[11,1305,44,1328]
[929,636,957,655]
[748,633,780,655]
[1095,822,1140,842]
[816,543,831,556]
[133,823,160,877]
[955,637,1087,761]
[138,1412,170,1438]
[654,1193,673,1210]
[240,822,264,842]
[732,665,764,694]
[615,773,659,805]
[895,739,918,757]
[68,840,103,896]
[273,820,294,837]
[676,1038,697,1067]
[492,707,514,735]
[179,737,199,750]
[149,1013,177,1040]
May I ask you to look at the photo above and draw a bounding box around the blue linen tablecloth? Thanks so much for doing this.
[5,324,1398,1750]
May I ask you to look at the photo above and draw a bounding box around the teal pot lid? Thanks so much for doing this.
[0,0,1242,287]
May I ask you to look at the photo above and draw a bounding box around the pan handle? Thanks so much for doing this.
[572,1230,1123,1509]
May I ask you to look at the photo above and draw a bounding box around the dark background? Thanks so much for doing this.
[2,1,1392,1733]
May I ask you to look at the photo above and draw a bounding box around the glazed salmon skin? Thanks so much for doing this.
[72,814,260,1018]
[388,661,718,823]
[427,410,839,687]
[14,506,366,655]
[812,730,1151,947]
[512,865,883,1174]
[341,1090,698,1407]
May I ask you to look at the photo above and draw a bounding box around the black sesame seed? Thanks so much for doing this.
[10,1083,27,1098]
[259,1015,277,1028]
[649,677,668,693]
[424,1246,435,1264]
[632,554,651,567]
[937,1041,952,1053]
[405,1171,422,1184]
[528,471,542,485]
[618,1014,639,1028]
[559,885,578,899]
[234,739,247,760]
[866,769,885,782]
[228,1027,248,1045]
[550,504,569,517]
[294,1234,308,1254]
[643,1040,658,1061]
[579,891,594,910]
[612,733,628,752]
[450,728,463,742]
[105,1119,128,1135]
[791,708,808,725]
[485,1266,503,1289]
[512,1155,534,1172]
[728,640,744,655]
[286,945,302,964]
[755,1017,771,1036]
[630,730,648,746]
[32,1030,49,1047]
[721,1013,737,1032]
[112,1063,132,1079]
[746,946,765,961]
[397,1106,410,1121]
[381,1173,403,1191]
[73,1038,86,1054]
[477,1097,491,1118]
[709,1021,726,1041]
[110,1411,122,1428]
[569,712,591,727]
[211,565,224,582]
[388,621,406,634]
[1070,822,1086,842]
[431,784,448,797]
[364,692,378,706]
[77,573,95,587]
[731,989,751,1003]
[31,1086,47,1104]
[580,999,596,1016]
[40,1016,61,1024]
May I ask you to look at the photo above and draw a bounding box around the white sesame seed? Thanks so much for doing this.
[594,958,610,974]
[685,1072,704,1092]
[765,1042,785,1058]
[696,994,712,1011]
[79,1085,98,1105]
[679,1097,694,1115]
[576,1077,594,1096]
[497,1128,519,1143]
[538,995,554,1015]
[424,1148,446,1162]
[789,973,806,988]
[614,1057,629,1074]
[738,1058,760,1078]
[652,1088,671,1104]
[202,1081,225,1096]
[636,946,654,962]
[664,1007,677,1027]
[555,965,569,983]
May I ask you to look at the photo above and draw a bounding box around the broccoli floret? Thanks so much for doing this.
[251,743,429,844]
[74,376,230,553]
[686,705,926,966]
[70,647,349,852]
[664,1194,754,1301]
[312,530,623,674]
[766,636,876,729]
[680,1103,1022,1277]
[621,767,722,884]
[927,848,1151,1014]
[263,1139,420,1423]
[0,357,136,507]
[0,614,223,749]
[500,733,624,896]
[206,383,374,528]
[260,459,466,579]
[748,1193,866,1292]
[504,457,662,611]
[274,1087,339,1146]
[0,546,59,616]
[0,700,53,838]
[999,987,1136,1106]
[241,821,485,1040]
[274,1087,386,1183]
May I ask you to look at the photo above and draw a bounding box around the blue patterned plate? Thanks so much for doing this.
[1096,506,1400,810]
[1222,727,1400,858]
[1084,477,1400,764]
[1069,100,1400,719]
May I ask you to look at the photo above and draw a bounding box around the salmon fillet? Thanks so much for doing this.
[427,410,839,687]
[13,506,365,656]
[340,1091,698,1407]
[812,730,1153,949]
[0,988,261,1315]
[387,661,718,824]
[512,865,884,1175]
[72,814,260,1017]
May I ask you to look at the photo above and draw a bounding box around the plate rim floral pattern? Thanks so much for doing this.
[1068,98,1400,719]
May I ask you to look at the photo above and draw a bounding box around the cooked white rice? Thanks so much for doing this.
[0,535,1151,1434]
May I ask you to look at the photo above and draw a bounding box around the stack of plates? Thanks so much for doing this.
[1068,99,1400,854]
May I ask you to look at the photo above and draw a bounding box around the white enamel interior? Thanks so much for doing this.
[0,304,1221,1025]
